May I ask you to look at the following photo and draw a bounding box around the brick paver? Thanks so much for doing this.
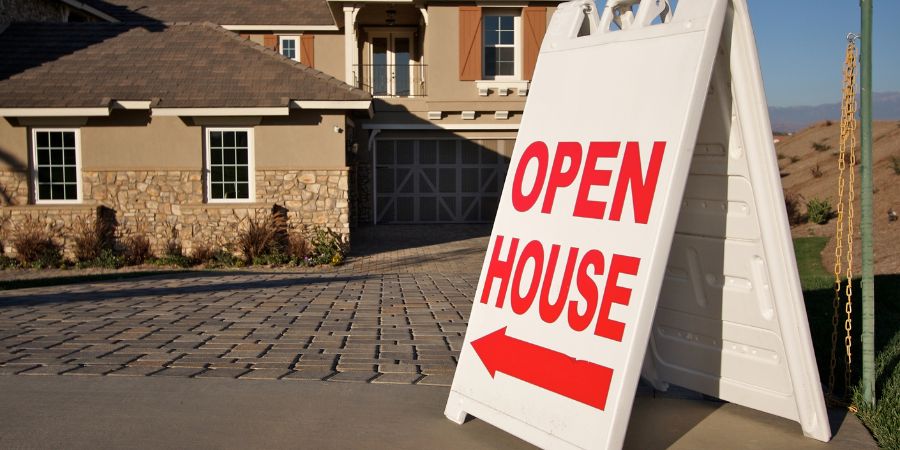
[0,271,479,386]
[0,225,492,385]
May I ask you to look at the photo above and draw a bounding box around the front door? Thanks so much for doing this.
[370,31,414,97]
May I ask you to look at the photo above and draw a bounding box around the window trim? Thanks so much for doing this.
[31,128,83,205]
[204,127,256,204]
[480,9,523,81]
[279,35,301,62]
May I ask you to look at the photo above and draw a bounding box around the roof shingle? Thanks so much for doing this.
[0,22,369,109]
[80,0,335,26]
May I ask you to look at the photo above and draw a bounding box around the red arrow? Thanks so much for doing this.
[471,327,614,410]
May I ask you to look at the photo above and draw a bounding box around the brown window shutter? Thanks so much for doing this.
[263,34,277,51]
[522,7,547,80]
[458,6,482,81]
[301,35,315,68]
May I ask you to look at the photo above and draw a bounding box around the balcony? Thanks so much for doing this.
[355,63,426,98]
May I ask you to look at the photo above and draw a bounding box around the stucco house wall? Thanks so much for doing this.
[0,110,351,257]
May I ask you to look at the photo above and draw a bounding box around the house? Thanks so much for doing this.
[0,0,563,256]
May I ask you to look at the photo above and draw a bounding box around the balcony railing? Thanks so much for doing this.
[355,63,426,98]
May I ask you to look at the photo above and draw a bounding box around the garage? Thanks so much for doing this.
[374,138,512,223]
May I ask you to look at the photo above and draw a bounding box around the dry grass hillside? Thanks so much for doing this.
[775,120,900,275]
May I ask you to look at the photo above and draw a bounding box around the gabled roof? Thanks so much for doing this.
[0,22,369,110]
[77,0,335,26]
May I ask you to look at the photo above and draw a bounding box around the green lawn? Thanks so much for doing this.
[794,237,899,448]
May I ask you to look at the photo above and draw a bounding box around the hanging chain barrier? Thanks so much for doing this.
[827,33,858,406]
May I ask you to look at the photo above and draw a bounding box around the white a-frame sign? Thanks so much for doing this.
[445,0,832,448]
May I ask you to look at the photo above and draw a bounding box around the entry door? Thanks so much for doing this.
[370,32,413,97]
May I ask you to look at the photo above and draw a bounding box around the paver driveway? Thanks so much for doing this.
[0,225,493,385]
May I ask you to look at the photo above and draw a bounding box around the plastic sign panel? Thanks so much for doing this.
[640,0,831,440]
[445,0,831,448]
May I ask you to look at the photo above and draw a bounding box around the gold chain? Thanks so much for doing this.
[829,38,857,399]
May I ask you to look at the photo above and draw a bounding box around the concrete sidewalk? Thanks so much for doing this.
[0,376,874,449]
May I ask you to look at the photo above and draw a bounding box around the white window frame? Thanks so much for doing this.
[205,127,256,204]
[31,128,83,205]
[481,9,523,81]
[279,35,301,62]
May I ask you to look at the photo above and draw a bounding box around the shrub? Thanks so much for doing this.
[209,249,241,268]
[784,193,803,226]
[891,155,900,175]
[811,140,831,152]
[72,206,117,262]
[193,245,241,268]
[806,198,833,225]
[810,164,824,178]
[122,233,152,265]
[287,232,309,261]
[777,152,786,160]
[78,248,124,269]
[308,227,346,266]
[236,211,277,263]
[0,255,19,269]
[12,220,62,268]
[789,155,801,163]
[192,244,217,263]
[163,224,183,258]
[150,254,194,268]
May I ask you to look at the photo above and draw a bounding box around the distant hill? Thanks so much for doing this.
[775,120,900,274]
[768,91,900,132]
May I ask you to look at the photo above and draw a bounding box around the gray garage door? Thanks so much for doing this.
[375,139,511,223]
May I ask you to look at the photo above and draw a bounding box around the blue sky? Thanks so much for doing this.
[596,0,900,107]
[748,0,900,107]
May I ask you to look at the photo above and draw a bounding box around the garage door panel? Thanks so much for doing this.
[396,168,414,193]
[376,141,394,163]
[461,168,480,193]
[439,168,456,193]
[439,196,457,221]
[419,168,437,193]
[438,141,457,163]
[419,197,438,222]
[420,140,438,163]
[396,140,415,164]
[375,139,510,223]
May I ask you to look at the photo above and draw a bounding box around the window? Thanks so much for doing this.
[206,128,254,202]
[32,129,81,203]
[483,14,516,78]
[279,36,300,61]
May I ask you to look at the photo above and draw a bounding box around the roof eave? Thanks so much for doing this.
[0,107,110,117]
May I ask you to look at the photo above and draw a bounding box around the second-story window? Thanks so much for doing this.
[279,36,300,61]
[483,14,516,78]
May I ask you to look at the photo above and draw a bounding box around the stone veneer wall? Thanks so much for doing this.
[0,168,350,259]
[353,160,374,224]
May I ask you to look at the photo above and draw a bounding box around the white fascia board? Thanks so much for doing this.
[112,100,151,110]
[291,100,372,110]
[362,123,519,130]
[57,0,120,23]
[0,108,110,117]
[221,25,339,31]
[152,107,290,117]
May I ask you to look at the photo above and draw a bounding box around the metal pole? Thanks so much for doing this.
[859,0,875,406]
